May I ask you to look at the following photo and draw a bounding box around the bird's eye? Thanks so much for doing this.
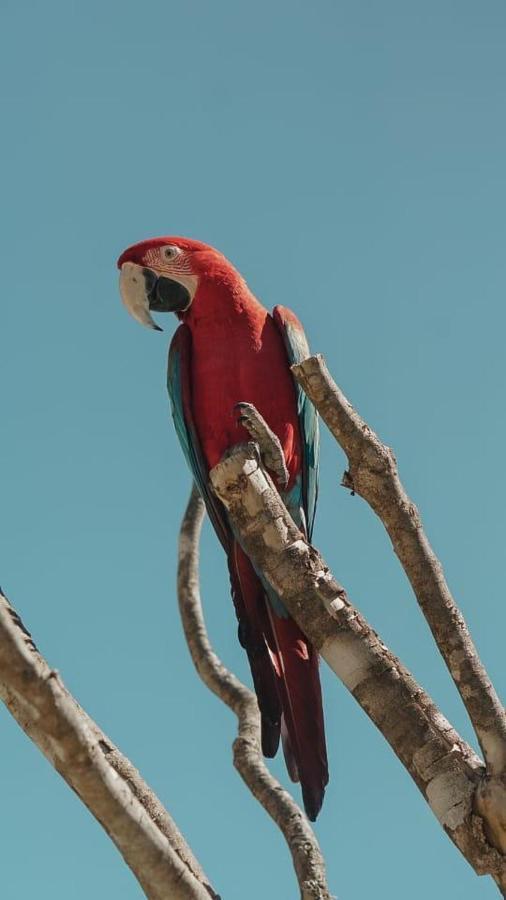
[162,245,181,261]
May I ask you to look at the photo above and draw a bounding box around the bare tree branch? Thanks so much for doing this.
[209,445,506,894]
[0,589,218,900]
[292,354,506,779]
[177,486,332,900]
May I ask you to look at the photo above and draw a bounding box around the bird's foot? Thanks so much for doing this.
[234,402,289,489]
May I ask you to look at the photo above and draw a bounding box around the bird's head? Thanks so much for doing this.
[117,236,239,331]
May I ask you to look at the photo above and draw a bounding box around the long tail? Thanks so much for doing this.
[229,543,281,757]
[265,607,328,821]
[231,543,328,820]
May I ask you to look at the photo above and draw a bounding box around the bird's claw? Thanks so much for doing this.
[234,402,289,489]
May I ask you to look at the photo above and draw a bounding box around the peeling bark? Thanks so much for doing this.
[177,486,332,900]
[0,590,218,900]
[292,354,506,779]
[475,775,506,855]
[209,444,506,893]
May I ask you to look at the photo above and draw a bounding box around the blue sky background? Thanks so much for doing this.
[1,1,505,897]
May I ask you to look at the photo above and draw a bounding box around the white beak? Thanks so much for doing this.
[119,262,162,331]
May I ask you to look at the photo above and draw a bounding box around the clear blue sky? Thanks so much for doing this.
[1,1,505,897]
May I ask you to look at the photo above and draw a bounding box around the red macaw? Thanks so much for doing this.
[117,237,328,819]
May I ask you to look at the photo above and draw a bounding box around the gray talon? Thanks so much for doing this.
[234,402,289,489]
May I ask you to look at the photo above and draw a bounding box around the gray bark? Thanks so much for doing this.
[209,443,506,894]
[0,589,218,900]
[292,353,506,882]
[292,355,506,777]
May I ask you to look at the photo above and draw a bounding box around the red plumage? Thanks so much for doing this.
[118,237,329,819]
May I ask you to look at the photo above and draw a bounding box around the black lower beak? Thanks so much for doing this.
[119,261,193,331]
[143,269,191,313]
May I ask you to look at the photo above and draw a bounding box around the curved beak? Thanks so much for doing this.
[119,262,193,331]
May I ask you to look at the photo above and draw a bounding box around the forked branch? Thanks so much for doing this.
[293,355,506,861]
[209,444,506,894]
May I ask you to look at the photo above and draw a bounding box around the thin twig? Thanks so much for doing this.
[292,354,506,779]
[209,445,506,894]
[177,485,332,900]
[0,589,217,900]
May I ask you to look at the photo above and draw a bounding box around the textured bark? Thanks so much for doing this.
[292,354,506,779]
[210,445,506,893]
[177,486,332,900]
[0,589,217,900]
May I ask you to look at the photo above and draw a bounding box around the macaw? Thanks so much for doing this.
[117,237,328,820]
